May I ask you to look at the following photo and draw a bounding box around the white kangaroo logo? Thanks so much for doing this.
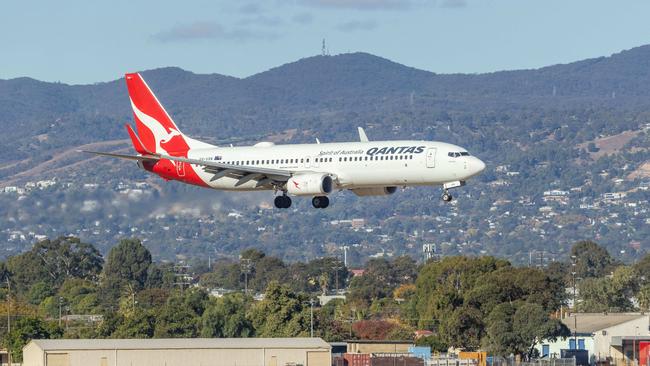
[131,100,182,155]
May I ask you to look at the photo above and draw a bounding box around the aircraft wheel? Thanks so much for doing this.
[442,192,453,202]
[275,195,292,209]
[312,196,329,208]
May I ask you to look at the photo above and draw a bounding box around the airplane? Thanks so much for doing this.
[83,73,486,209]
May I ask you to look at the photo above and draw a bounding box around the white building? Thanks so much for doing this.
[536,313,650,365]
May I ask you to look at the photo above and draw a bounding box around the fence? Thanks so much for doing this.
[489,357,576,366]
[426,358,478,366]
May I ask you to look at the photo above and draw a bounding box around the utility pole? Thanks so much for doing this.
[571,255,578,349]
[632,326,641,365]
[349,308,355,338]
[6,278,11,366]
[333,265,342,295]
[341,246,350,268]
[310,298,315,337]
[6,278,10,333]
[241,259,252,295]
[59,296,63,326]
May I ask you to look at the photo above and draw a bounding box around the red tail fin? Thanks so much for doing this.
[125,73,189,155]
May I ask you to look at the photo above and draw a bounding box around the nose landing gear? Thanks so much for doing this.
[441,181,465,203]
[441,191,453,202]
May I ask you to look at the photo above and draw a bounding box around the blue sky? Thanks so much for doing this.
[2,0,650,84]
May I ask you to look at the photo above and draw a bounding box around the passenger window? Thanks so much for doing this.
[300,159,304,163]
[339,157,342,162]
[306,158,310,163]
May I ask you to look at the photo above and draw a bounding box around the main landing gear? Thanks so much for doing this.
[312,196,329,209]
[274,194,292,209]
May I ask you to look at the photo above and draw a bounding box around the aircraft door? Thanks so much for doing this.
[175,161,186,177]
[426,148,436,168]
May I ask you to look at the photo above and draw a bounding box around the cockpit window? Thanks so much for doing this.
[448,152,470,157]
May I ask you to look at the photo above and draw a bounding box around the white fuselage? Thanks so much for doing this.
[187,140,485,192]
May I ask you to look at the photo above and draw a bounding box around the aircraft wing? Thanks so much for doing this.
[156,153,294,186]
[81,150,302,187]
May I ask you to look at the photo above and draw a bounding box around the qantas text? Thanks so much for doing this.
[366,146,426,156]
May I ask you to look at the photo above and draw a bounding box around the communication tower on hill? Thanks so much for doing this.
[422,243,439,262]
[321,39,330,56]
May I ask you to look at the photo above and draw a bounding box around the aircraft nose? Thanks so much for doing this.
[472,157,486,175]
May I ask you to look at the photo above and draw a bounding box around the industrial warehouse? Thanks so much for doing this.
[21,338,331,366]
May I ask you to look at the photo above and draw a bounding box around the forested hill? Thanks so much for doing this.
[3,45,650,162]
[1,45,649,263]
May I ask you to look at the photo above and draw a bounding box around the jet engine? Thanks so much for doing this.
[350,187,398,196]
[287,174,333,196]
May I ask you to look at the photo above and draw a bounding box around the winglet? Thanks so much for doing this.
[358,127,369,142]
[125,123,153,155]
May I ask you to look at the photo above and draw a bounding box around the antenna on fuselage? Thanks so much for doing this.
[316,138,321,144]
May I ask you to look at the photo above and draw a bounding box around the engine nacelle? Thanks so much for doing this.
[350,187,398,196]
[287,174,333,196]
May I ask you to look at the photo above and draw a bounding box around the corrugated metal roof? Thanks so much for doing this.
[562,313,648,334]
[28,338,331,351]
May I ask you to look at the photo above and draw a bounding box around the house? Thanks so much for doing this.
[536,313,650,365]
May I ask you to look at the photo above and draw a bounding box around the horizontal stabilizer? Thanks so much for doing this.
[79,150,159,161]
[125,124,152,155]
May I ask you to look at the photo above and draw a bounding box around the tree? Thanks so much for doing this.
[634,254,650,285]
[201,294,253,338]
[154,294,199,338]
[578,266,637,312]
[442,306,484,350]
[483,303,519,356]
[249,282,310,337]
[6,237,103,294]
[113,310,156,338]
[513,303,569,358]
[352,320,397,340]
[414,256,509,329]
[570,240,616,279]
[101,238,152,304]
[483,302,569,358]
[2,317,62,362]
